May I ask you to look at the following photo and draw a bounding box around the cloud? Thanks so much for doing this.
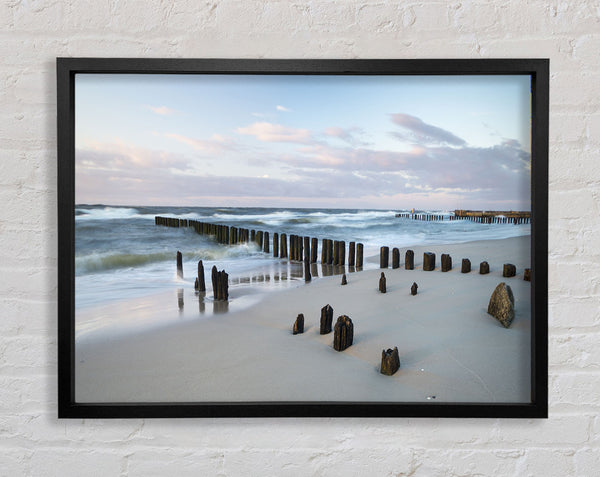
[237,122,312,144]
[390,113,466,146]
[276,105,291,112]
[165,133,238,153]
[148,105,178,116]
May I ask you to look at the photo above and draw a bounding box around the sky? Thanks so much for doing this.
[75,73,532,210]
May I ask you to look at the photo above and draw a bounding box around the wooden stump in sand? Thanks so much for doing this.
[380,246,389,268]
[392,248,400,269]
[380,347,400,375]
[423,252,436,271]
[411,282,418,295]
[461,258,471,273]
[320,304,334,334]
[341,274,347,285]
[293,314,304,335]
[356,243,364,268]
[441,253,452,272]
[333,315,353,351]
[524,268,531,281]
[480,261,490,274]
[273,233,279,257]
[379,272,387,293]
[311,237,318,263]
[503,263,516,278]
[405,250,414,270]
[348,242,355,267]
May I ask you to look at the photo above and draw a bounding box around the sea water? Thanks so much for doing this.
[75,205,530,336]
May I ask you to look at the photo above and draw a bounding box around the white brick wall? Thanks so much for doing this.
[1,1,598,475]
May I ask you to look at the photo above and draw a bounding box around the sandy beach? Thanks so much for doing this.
[75,235,531,404]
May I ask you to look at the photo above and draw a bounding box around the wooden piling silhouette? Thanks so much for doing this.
[197,260,206,292]
[273,232,279,257]
[320,304,333,334]
[333,315,353,351]
[380,246,389,268]
[356,243,364,268]
[423,252,436,271]
[480,261,490,274]
[176,251,183,278]
[461,259,471,273]
[348,242,355,267]
[392,248,400,269]
[405,250,414,270]
[311,237,318,263]
[441,253,452,272]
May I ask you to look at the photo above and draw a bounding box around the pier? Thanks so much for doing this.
[395,210,530,224]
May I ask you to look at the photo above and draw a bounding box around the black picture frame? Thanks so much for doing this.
[57,58,548,418]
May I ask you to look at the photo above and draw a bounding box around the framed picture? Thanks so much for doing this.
[57,58,548,418]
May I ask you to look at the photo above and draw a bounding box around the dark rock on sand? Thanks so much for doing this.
[487,282,515,328]
[380,347,400,375]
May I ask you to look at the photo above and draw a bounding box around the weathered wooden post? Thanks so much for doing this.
[321,238,327,264]
[423,252,436,271]
[341,274,347,285]
[264,231,270,253]
[480,261,490,274]
[304,236,310,262]
[333,315,354,351]
[405,250,414,270]
[211,265,218,297]
[461,258,471,273]
[293,313,304,335]
[379,272,386,293]
[356,243,364,268]
[280,233,287,258]
[380,347,400,375]
[348,242,355,267]
[524,268,531,281]
[176,251,183,278]
[339,241,346,266]
[380,246,389,268]
[320,304,333,334]
[441,253,452,272]
[298,235,303,262]
[251,230,256,242]
[503,264,516,277]
[311,237,318,263]
[392,248,400,269]
[333,241,340,265]
[197,260,206,292]
[411,282,418,295]
[327,239,334,265]
[273,232,279,257]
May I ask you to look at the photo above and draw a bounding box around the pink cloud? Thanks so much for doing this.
[148,105,177,115]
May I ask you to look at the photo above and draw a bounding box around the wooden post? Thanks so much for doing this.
[327,239,334,265]
[304,236,310,262]
[380,347,400,375]
[479,261,490,274]
[339,241,346,266]
[311,237,318,263]
[380,246,389,268]
[441,253,452,272]
[320,304,333,334]
[321,238,327,264]
[392,248,400,269]
[304,259,311,282]
[333,241,340,265]
[503,264,516,277]
[348,242,355,267]
[423,252,436,271]
[176,251,183,278]
[273,232,279,257]
[405,250,414,270]
[411,282,418,295]
[461,258,471,273]
[356,243,364,268]
[333,315,353,351]
[211,265,218,297]
[379,272,386,293]
[264,231,270,253]
[280,233,287,258]
[298,235,303,262]
[197,260,206,292]
[293,314,304,335]
[524,268,531,281]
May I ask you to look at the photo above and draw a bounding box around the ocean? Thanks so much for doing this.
[75,205,530,337]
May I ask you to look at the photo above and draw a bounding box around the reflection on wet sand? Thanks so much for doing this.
[177,288,184,311]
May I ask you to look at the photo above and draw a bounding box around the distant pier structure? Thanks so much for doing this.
[396,209,531,224]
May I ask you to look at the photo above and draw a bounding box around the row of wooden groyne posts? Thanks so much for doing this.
[157,215,531,303]
[395,209,531,224]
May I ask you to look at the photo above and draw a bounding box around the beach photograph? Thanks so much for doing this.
[73,72,533,404]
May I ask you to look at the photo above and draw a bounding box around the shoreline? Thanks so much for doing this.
[76,235,531,404]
